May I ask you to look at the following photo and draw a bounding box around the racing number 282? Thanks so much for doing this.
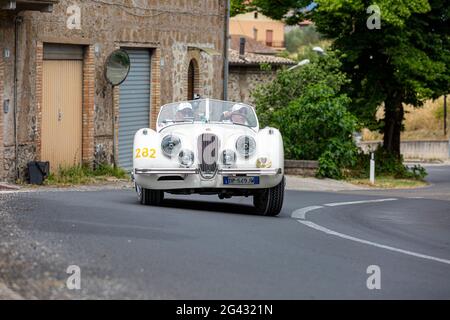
[135,148,156,159]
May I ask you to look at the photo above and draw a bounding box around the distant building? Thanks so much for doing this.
[230,35,277,56]
[228,37,295,105]
[230,11,286,51]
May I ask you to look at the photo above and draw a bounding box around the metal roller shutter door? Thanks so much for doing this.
[43,43,84,60]
[118,49,151,170]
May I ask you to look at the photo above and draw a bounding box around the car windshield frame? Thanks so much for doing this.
[157,99,259,131]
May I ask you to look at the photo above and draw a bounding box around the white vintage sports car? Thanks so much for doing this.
[133,99,285,216]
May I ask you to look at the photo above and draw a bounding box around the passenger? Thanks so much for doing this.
[175,102,194,121]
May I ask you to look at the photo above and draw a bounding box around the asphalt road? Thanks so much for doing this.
[0,166,449,299]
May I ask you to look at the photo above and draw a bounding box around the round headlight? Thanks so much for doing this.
[236,136,256,157]
[178,149,194,167]
[222,149,236,166]
[161,135,181,157]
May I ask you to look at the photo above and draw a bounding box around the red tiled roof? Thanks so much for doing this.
[230,35,277,55]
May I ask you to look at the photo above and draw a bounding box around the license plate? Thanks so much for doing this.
[223,176,260,185]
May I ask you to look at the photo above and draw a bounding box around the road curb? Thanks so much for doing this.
[285,175,369,192]
[0,183,20,191]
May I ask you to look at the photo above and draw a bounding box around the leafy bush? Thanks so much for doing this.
[253,54,358,179]
[253,52,349,128]
[317,139,358,179]
[408,165,428,180]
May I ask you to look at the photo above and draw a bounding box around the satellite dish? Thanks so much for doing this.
[105,49,130,86]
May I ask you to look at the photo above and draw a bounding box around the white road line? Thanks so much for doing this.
[292,199,450,266]
[298,220,450,265]
[324,198,398,207]
[291,206,323,220]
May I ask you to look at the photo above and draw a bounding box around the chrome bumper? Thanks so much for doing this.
[135,168,199,175]
[135,168,282,176]
[218,168,282,176]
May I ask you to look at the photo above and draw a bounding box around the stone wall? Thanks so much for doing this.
[284,160,318,177]
[0,0,226,181]
[228,66,278,104]
[0,13,15,181]
[358,140,450,161]
[0,46,4,180]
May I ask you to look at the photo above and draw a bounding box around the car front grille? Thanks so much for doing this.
[198,133,219,179]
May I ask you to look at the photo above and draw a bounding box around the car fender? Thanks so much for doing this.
[256,127,284,171]
[133,128,178,169]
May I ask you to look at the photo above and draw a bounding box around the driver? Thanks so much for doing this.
[175,102,194,121]
[222,103,250,125]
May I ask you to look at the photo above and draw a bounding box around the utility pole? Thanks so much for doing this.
[223,0,230,101]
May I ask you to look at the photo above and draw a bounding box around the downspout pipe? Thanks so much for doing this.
[223,0,230,101]
[14,15,23,181]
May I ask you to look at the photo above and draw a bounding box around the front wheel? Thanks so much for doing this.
[253,177,285,216]
[136,184,164,206]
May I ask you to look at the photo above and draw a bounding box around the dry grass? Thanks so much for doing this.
[44,164,129,186]
[362,96,449,141]
[347,176,429,189]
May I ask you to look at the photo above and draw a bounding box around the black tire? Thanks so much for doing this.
[136,184,164,206]
[253,177,285,216]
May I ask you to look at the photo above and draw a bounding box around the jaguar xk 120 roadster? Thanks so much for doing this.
[133,99,284,216]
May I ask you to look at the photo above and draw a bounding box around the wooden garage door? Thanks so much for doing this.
[41,60,83,173]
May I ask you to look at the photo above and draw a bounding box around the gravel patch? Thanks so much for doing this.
[0,191,145,299]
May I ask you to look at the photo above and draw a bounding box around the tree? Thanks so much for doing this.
[230,0,253,17]
[253,55,358,178]
[285,25,323,52]
[247,0,450,157]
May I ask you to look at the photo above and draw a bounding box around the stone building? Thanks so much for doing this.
[230,11,286,50]
[228,40,295,105]
[0,0,227,182]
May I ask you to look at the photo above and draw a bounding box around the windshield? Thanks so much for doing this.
[157,99,258,130]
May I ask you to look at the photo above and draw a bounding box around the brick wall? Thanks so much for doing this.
[150,48,162,129]
[82,45,95,166]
